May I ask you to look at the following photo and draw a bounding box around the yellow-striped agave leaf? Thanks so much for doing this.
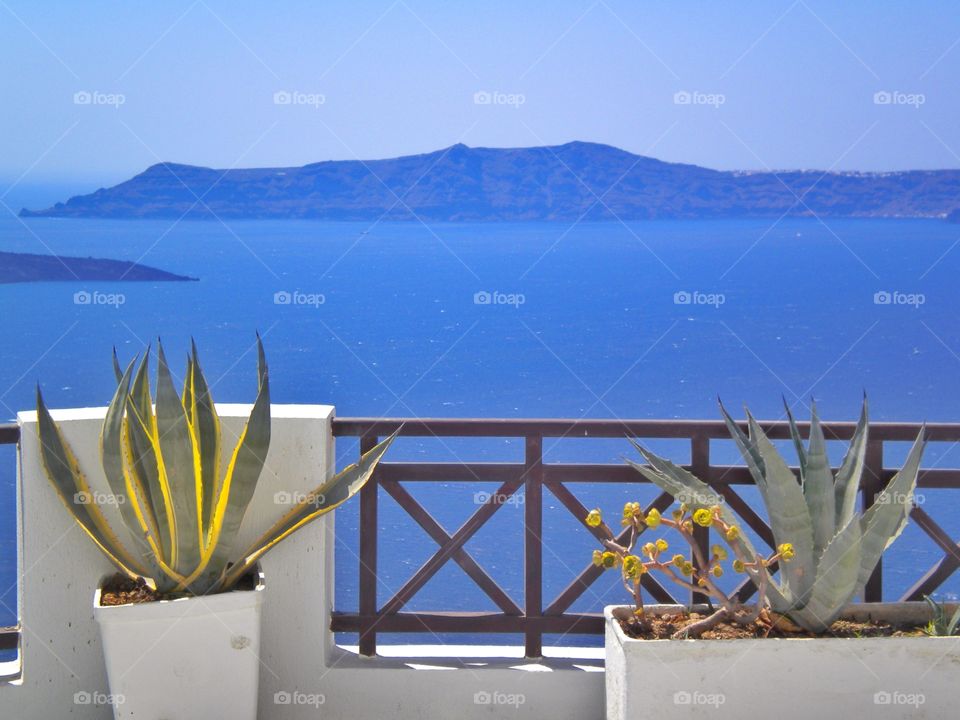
[124,352,173,562]
[154,343,202,578]
[36,387,145,579]
[221,431,396,590]
[186,340,221,536]
[187,336,271,594]
[100,357,166,581]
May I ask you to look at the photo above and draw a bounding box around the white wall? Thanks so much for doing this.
[0,404,604,720]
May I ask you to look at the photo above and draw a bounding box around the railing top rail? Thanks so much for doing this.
[331,417,953,441]
[5,418,951,442]
[0,424,18,444]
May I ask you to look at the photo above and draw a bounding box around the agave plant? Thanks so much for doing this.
[923,596,960,636]
[36,337,395,596]
[627,397,926,633]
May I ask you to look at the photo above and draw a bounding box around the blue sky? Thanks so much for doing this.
[1,0,959,196]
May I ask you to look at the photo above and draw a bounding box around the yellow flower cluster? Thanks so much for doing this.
[692,508,714,527]
[622,554,646,580]
[778,543,795,561]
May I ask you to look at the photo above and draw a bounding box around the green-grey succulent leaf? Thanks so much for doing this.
[719,400,769,504]
[745,412,816,603]
[100,357,162,576]
[187,336,270,594]
[36,387,147,577]
[219,429,398,591]
[782,399,807,477]
[803,402,837,557]
[789,519,863,633]
[187,340,221,533]
[111,348,123,385]
[856,428,926,592]
[155,341,202,578]
[834,396,869,529]
[123,352,170,562]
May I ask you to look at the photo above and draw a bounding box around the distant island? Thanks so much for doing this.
[0,251,196,284]
[19,141,960,221]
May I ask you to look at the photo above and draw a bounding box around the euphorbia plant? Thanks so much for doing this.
[587,499,794,637]
[36,337,395,596]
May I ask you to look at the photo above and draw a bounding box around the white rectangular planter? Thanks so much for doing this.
[606,603,958,720]
[94,570,265,720]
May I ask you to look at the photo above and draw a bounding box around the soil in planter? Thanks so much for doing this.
[619,610,928,640]
[99,570,258,606]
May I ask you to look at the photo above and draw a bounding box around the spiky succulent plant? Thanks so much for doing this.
[923,596,960,636]
[627,397,926,633]
[36,337,395,596]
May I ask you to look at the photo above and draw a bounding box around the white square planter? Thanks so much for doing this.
[605,603,958,720]
[94,569,265,720]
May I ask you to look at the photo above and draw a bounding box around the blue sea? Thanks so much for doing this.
[2,213,960,647]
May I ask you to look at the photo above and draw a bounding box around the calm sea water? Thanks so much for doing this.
[1,214,959,645]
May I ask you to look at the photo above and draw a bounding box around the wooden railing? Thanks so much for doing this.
[331,417,960,657]
[3,417,960,660]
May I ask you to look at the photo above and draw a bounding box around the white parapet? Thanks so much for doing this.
[0,404,604,720]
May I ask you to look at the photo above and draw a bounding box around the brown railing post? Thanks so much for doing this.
[862,439,884,602]
[524,435,543,658]
[691,434,711,605]
[358,433,379,656]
